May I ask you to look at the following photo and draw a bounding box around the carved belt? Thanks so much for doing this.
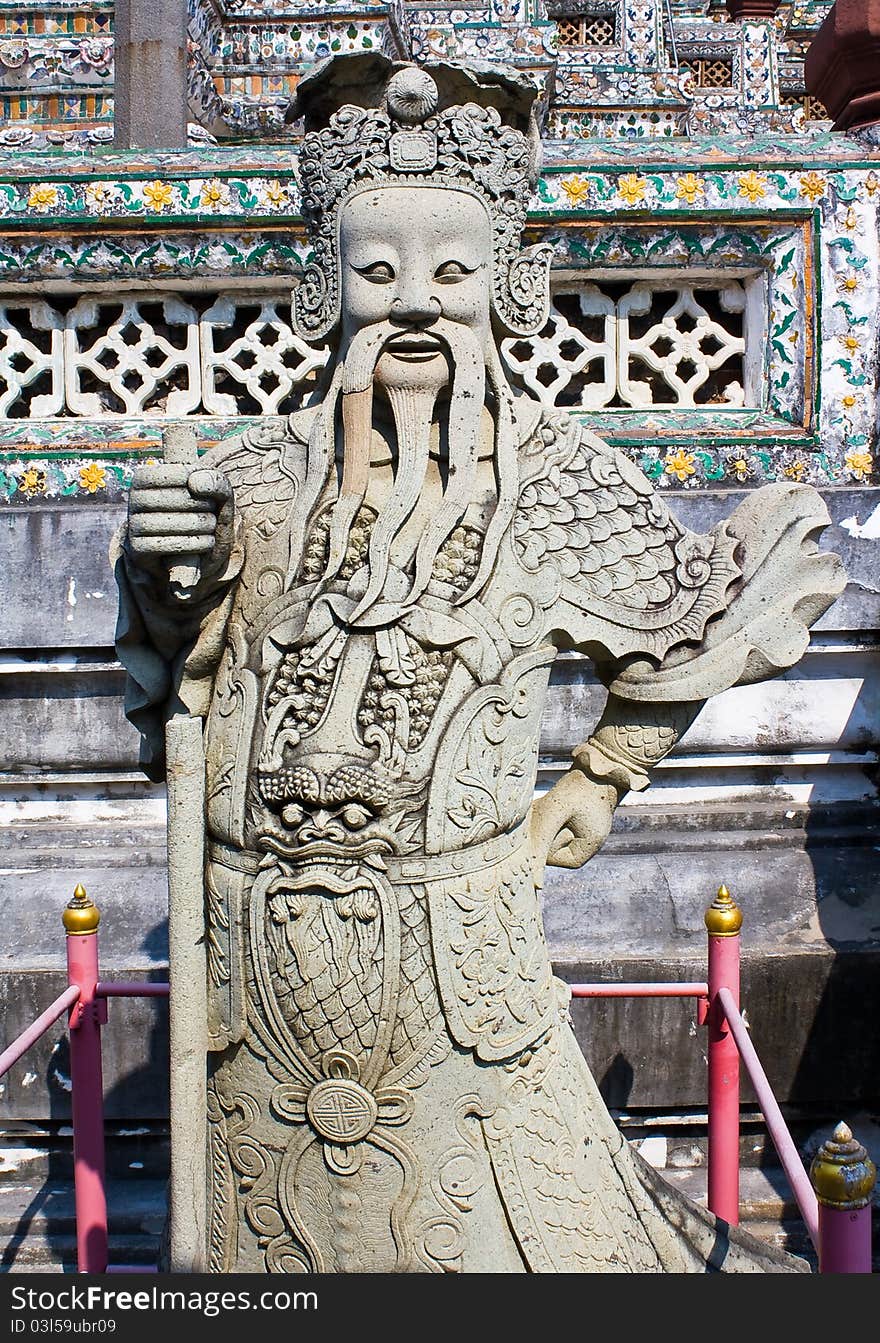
[207,839,261,874]
[386,818,530,882]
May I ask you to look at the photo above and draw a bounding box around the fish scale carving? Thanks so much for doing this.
[268,899,385,1071]
[389,881,441,1067]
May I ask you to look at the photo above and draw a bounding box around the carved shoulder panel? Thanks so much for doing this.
[425,647,554,854]
[512,417,742,662]
[202,414,311,539]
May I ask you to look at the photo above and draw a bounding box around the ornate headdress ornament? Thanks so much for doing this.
[287,53,553,342]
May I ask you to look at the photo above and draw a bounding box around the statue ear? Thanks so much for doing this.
[492,242,553,338]
[292,261,339,343]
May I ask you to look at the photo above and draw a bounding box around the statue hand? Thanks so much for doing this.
[126,463,235,595]
[529,770,618,882]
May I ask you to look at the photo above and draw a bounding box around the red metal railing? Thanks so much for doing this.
[0,882,875,1274]
[567,883,874,1273]
[2,884,170,1275]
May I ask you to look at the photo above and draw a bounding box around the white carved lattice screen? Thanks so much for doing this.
[0,276,763,419]
[502,276,763,409]
[0,288,326,420]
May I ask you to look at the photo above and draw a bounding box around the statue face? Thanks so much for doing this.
[338,185,493,384]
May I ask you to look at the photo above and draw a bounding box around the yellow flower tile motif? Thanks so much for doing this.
[864,171,879,198]
[617,173,648,206]
[836,273,860,294]
[737,171,766,203]
[200,179,230,210]
[840,335,861,353]
[841,207,859,233]
[675,173,704,205]
[78,463,107,493]
[18,466,47,497]
[85,182,111,208]
[726,455,751,482]
[783,461,806,482]
[143,180,174,211]
[559,175,591,207]
[27,184,58,213]
[798,171,825,203]
[664,449,696,482]
[844,450,873,481]
[260,180,288,209]
[841,394,857,409]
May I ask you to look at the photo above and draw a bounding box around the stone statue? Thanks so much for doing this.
[114,53,844,1272]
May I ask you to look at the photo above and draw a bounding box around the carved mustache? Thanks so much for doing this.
[270,868,367,896]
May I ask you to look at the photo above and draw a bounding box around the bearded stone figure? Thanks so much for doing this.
[115,54,844,1273]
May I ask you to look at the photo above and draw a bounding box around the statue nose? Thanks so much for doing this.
[391,290,441,324]
[298,809,346,844]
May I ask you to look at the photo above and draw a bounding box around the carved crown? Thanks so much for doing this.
[286,53,553,342]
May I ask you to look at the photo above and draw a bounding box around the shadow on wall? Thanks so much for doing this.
[776,663,879,1114]
[599,1053,636,1109]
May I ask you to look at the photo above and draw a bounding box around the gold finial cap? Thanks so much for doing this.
[62,883,100,935]
[810,1123,876,1209]
[704,884,743,937]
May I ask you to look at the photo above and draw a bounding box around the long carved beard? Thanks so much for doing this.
[285,321,519,615]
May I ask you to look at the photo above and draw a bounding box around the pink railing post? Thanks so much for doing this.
[705,884,742,1226]
[64,884,109,1274]
[811,1123,876,1273]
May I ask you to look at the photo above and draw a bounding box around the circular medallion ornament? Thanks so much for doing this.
[306,1078,378,1145]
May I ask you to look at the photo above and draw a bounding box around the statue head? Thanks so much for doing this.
[285,55,552,617]
[288,54,552,345]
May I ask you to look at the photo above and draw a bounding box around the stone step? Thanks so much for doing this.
[0,1163,847,1274]
[660,1166,819,1268]
[661,1164,880,1272]
[0,1179,166,1274]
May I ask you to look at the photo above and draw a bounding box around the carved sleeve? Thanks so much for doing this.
[112,524,243,780]
[572,693,702,797]
[112,420,307,779]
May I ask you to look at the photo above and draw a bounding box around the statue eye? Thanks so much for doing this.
[340,804,371,830]
[434,260,475,283]
[281,802,305,827]
[355,260,395,284]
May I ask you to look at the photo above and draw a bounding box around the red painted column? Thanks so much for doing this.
[805,0,880,131]
[705,885,742,1227]
[64,885,109,1274]
[811,1123,876,1273]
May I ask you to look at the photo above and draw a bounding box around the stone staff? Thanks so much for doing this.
[165,710,208,1272]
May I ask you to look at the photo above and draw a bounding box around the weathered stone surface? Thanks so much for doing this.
[0,505,122,649]
[108,54,845,1273]
[0,969,168,1124]
[4,489,875,651]
[112,0,188,150]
